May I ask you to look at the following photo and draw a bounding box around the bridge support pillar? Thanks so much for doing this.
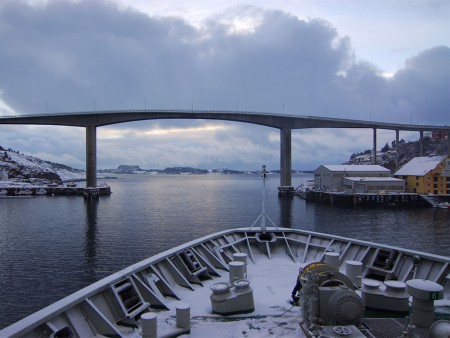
[372,128,377,164]
[86,126,97,188]
[395,130,400,171]
[448,133,450,155]
[419,131,423,156]
[279,127,294,196]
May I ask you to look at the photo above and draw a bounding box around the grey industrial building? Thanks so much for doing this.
[314,165,405,193]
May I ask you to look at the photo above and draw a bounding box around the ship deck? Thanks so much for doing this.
[1,227,449,337]
[150,255,303,337]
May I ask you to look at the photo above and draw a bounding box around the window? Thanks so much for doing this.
[386,186,403,191]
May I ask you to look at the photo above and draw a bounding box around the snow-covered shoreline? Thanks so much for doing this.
[1,148,85,185]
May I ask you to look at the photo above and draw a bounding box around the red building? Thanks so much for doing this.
[431,131,448,140]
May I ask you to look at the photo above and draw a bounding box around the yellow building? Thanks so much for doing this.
[394,155,450,194]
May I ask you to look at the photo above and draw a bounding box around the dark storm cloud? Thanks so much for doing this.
[389,47,450,124]
[0,1,448,170]
[0,0,199,112]
[1,1,448,122]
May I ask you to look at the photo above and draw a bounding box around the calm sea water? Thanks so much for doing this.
[0,173,449,329]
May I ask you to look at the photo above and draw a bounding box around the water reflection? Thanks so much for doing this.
[278,195,293,228]
[84,199,98,279]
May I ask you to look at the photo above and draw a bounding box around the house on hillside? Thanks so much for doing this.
[0,167,8,181]
[394,155,450,194]
[352,154,372,164]
[313,165,394,192]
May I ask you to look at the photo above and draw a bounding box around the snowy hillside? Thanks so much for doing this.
[345,138,448,172]
[0,147,85,184]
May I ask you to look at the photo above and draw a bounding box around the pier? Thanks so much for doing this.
[304,190,446,207]
[0,185,111,197]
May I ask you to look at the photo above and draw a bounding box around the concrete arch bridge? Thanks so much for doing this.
[0,110,449,194]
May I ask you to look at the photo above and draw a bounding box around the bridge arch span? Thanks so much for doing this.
[2,109,448,131]
[1,110,449,193]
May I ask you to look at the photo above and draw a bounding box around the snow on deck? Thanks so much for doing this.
[144,255,306,337]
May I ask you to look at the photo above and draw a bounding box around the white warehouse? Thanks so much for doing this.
[313,165,404,193]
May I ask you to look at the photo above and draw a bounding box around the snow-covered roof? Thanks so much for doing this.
[343,177,404,182]
[394,155,447,176]
[319,165,390,172]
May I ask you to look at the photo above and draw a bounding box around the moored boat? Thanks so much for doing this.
[35,188,47,195]
[16,188,33,195]
[436,201,450,209]
[421,195,450,209]
[295,180,314,199]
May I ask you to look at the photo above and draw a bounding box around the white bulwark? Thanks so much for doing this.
[314,165,401,193]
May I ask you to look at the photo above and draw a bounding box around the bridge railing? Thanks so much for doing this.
[0,109,449,132]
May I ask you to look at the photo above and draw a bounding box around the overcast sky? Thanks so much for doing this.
[0,0,449,170]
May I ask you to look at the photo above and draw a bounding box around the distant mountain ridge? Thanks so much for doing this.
[99,166,307,175]
[5,137,440,185]
[0,146,272,184]
[115,165,144,173]
[98,166,257,175]
[0,147,265,184]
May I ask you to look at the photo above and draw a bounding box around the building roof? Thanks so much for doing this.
[319,165,390,172]
[394,155,447,176]
[343,177,404,182]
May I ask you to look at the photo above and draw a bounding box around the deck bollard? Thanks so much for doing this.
[324,252,340,269]
[229,261,245,284]
[232,253,248,276]
[176,302,191,329]
[406,279,444,328]
[141,312,157,338]
[346,260,363,287]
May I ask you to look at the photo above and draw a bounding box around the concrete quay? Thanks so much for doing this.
[304,190,441,207]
